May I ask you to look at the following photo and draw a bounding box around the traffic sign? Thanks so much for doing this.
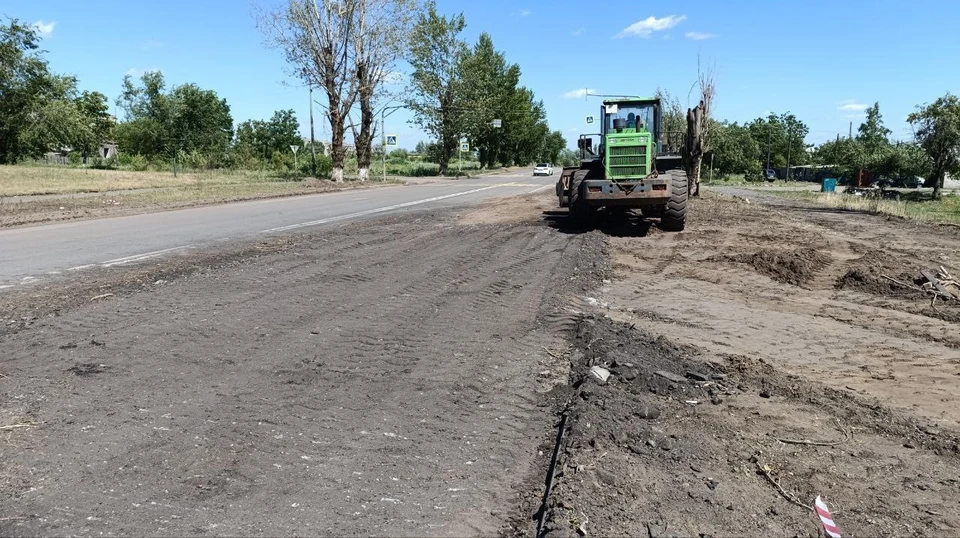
[585,115,595,125]
[386,135,398,146]
[491,119,502,128]
[460,142,469,152]
[290,145,300,154]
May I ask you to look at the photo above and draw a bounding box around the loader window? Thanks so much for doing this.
[606,104,655,134]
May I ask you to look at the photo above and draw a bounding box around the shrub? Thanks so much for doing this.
[299,153,333,178]
[128,154,149,171]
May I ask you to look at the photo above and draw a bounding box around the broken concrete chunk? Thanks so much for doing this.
[685,371,709,382]
[655,370,687,384]
[589,366,611,384]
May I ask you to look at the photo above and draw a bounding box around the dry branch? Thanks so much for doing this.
[771,419,851,447]
[756,461,813,511]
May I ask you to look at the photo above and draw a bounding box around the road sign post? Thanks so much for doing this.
[290,145,300,168]
[459,140,469,175]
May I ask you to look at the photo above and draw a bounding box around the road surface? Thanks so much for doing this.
[0,170,555,290]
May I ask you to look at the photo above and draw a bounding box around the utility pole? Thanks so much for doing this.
[849,121,853,139]
[786,130,792,182]
[309,86,317,178]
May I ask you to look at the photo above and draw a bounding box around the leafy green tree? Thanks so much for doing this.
[814,137,864,181]
[543,130,566,164]
[405,2,467,175]
[907,93,960,199]
[115,71,232,165]
[709,121,761,177]
[0,19,97,163]
[878,142,929,187]
[558,148,580,167]
[459,33,510,168]
[74,91,115,158]
[748,114,785,169]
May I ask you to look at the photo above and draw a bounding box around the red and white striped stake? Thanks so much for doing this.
[815,496,841,538]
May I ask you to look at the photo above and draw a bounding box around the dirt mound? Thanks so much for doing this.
[301,177,337,188]
[536,315,960,538]
[836,266,921,299]
[835,250,957,299]
[718,247,832,286]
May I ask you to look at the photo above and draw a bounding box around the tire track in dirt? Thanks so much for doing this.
[0,204,606,537]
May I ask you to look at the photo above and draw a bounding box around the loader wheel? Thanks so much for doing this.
[660,169,688,231]
[568,169,594,224]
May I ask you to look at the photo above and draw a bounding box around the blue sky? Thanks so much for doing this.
[10,0,960,149]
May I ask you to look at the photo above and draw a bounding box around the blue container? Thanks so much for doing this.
[821,178,837,193]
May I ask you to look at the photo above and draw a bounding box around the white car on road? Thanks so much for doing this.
[533,163,554,176]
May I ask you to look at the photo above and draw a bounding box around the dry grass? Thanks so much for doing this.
[770,190,960,224]
[819,192,911,217]
[0,165,286,197]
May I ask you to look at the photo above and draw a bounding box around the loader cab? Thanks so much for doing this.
[601,99,659,139]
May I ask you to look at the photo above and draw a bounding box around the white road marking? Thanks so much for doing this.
[100,245,195,268]
[261,185,500,233]
[527,184,553,194]
[2,181,529,289]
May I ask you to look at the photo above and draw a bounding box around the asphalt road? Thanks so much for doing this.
[0,170,555,289]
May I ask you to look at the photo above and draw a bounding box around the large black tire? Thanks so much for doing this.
[568,169,594,223]
[660,169,688,231]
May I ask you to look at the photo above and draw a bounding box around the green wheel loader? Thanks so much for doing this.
[555,97,688,231]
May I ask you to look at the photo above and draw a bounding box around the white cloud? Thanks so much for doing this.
[519,9,532,16]
[33,20,56,37]
[837,100,869,112]
[563,88,595,99]
[685,31,717,40]
[572,28,585,36]
[125,67,162,78]
[615,15,686,39]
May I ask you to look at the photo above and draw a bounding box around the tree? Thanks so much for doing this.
[543,130,566,164]
[709,121,761,177]
[405,2,467,175]
[780,112,810,178]
[169,83,233,158]
[259,0,358,182]
[115,71,170,157]
[683,66,715,196]
[558,148,580,167]
[655,87,684,138]
[114,71,232,164]
[74,91,115,159]
[349,0,420,181]
[234,109,303,168]
[908,93,960,199]
[459,33,509,168]
[0,18,80,163]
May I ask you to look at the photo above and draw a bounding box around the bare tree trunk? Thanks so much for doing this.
[934,169,944,200]
[685,102,704,197]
